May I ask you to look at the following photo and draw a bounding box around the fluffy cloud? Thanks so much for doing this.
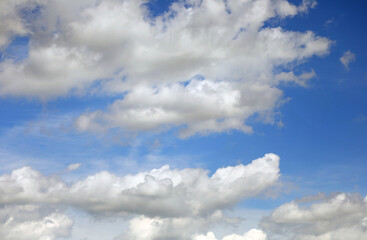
[0,153,279,239]
[0,204,72,240]
[117,215,266,240]
[117,215,216,240]
[261,193,367,240]
[340,50,356,70]
[73,0,330,136]
[0,0,331,136]
[0,153,279,217]
[193,229,267,240]
[76,79,280,137]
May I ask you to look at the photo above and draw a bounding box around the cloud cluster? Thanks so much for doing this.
[0,154,279,217]
[0,153,279,239]
[193,229,267,240]
[261,193,367,240]
[117,215,216,240]
[1,154,366,239]
[0,0,330,136]
[0,204,72,240]
[117,215,267,240]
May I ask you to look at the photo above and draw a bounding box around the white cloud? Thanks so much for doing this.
[116,215,214,240]
[0,0,44,50]
[193,229,267,240]
[0,0,331,136]
[340,50,356,70]
[0,153,280,217]
[275,70,316,87]
[298,0,317,13]
[66,163,81,171]
[116,215,266,240]
[2,160,367,240]
[0,153,280,239]
[0,204,73,240]
[76,79,280,137]
[261,193,367,240]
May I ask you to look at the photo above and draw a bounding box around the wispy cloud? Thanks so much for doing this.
[340,50,356,70]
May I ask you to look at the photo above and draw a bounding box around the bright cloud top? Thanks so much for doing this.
[0,0,330,137]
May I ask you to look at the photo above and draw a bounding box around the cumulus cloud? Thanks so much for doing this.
[116,215,216,240]
[261,193,367,240]
[0,154,279,239]
[0,0,331,136]
[193,229,267,240]
[0,204,72,240]
[116,215,266,240]
[340,50,356,70]
[2,159,367,240]
[0,153,280,217]
[76,79,279,137]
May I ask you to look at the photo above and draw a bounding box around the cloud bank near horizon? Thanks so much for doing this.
[1,153,365,240]
[262,193,367,240]
[0,153,279,240]
[0,154,280,217]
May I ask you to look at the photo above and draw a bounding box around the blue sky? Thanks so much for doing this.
[0,0,366,239]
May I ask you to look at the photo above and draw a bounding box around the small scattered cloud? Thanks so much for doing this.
[66,163,81,171]
[340,50,356,70]
[324,18,335,28]
[276,120,285,128]
[298,0,318,13]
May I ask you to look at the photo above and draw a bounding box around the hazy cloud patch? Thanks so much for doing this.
[340,50,356,70]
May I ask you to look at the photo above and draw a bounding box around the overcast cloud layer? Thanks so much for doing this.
[0,0,331,137]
